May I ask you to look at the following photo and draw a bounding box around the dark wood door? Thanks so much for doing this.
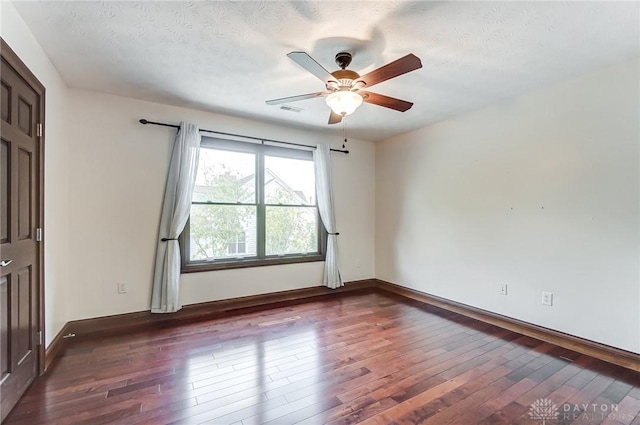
[0,42,43,423]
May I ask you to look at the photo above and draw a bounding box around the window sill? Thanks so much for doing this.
[182,254,325,273]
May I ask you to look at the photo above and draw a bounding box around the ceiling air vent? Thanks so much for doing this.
[280,105,303,112]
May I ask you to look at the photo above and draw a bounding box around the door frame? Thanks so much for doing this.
[1,37,45,376]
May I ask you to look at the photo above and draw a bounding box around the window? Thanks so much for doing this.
[226,232,246,255]
[182,138,325,272]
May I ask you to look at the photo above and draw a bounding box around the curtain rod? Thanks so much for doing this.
[139,119,349,154]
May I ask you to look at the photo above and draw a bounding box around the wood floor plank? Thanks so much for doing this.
[3,290,639,425]
[615,395,640,425]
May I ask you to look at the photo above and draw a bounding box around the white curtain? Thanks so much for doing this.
[151,122,201,313]
[314,144,343,289]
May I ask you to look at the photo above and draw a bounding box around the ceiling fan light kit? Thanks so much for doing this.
[266,51,422,124]
[326,90,363,116]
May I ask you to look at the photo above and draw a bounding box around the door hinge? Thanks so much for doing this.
[36,123,43,137]
[36,331,43,346]
[36,227,42,242]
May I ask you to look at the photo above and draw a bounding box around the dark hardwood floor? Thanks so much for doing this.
[4,290,640,425]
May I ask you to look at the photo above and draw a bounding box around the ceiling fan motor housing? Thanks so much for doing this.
[328,69,362,91]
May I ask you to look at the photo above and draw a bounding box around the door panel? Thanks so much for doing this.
[0,275,8,380]
[1,82,9,123]
[1,140,9,243]
[17,97,31,137]
[16,266,32,365]
[17,148,32,240]
[0,40,42,423]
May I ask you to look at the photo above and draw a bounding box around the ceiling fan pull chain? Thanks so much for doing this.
[342,119,347,149]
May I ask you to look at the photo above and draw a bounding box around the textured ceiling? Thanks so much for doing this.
[12,1,640,142]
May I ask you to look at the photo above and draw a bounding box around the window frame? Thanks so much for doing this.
[181,137,326,273]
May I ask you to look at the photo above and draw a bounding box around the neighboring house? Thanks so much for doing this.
[191,169,313,260]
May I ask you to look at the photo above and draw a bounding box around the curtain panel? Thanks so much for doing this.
[314,144,343,289]
[151,122,201,313]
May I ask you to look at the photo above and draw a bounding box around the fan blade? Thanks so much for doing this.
[360,91,413,112]
[287,52,337,84]
[266,92,327,105]
[328,111,342,125]
[357,54,422,88]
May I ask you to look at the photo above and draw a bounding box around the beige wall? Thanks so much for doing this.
[66,90,376,320]
[376,59,640,353]
[1,1,71,346]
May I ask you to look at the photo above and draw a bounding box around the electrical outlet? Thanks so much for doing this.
[117,282,128,294]
[541,291,553,306]
[499,283,508,295]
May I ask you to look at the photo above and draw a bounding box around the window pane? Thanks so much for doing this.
[193,148,255,203]
[266,206,318,255]
[189,205,256,261]
[264,156,315,205]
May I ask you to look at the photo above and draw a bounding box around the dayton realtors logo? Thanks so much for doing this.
[529,398,560,424]
[529,398,631,423]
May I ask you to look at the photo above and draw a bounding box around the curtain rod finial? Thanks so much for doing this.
[139,119,148,125]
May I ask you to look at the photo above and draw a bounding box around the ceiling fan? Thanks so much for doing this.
[266,51,422,124]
